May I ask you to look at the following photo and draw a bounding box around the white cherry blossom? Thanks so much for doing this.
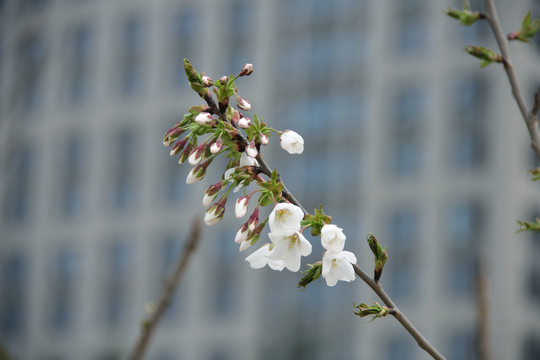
[268,229,312,272]
[268,203,304,234]
[322,250,357,286]
[320,224,346,252]
[280,130,304,154]
[246,243,285,271]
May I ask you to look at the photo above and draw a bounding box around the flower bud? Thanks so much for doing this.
[188,144,205,165]
[204,202,226,226]
[260,133,269,145]
[235,196,249,218]
[210,137,223,154]
[238,117,251,129]
[186,164,206,184]
[163,128,185,147]
[178,143,194,164]
[246,141,258,158]
[219,76,228,85]
[235,223,249,244]
[169,138,188,156]
[202,75,214,87]
[236,96,251,111]
[247,207,259,231]
[195,112,214,125]
[239,63,253,77]
[203,183,221,206]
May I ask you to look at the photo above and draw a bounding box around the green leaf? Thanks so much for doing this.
[298,262,322,289]
[522,11,531,30]
[529,167,540,181]
[517,218,540,233]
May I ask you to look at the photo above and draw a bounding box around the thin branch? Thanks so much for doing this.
[483,0,540,160]
[353,265,447,360]
[128,219,202,360]
[532,87,540,119]
[475,256,492,360]
[201,91,445,360]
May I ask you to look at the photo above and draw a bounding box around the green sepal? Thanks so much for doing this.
[184,58,201,84]
[508,11,540,43]
[353,302,392,322]
[464,45,502,67]
[516,218,540,233]
[298,262,322,290]
[444,6,483,26]
[301,205,332,237]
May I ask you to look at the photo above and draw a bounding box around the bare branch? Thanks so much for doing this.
[475,257,492,360]
[483,0,540,160]
[128,219,202,360]
[531,87,540,119]
[353,265,447,360]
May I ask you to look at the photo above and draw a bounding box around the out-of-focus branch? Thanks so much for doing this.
[128,219,202,360]
[483,0,540,160]
[476,257,492,360]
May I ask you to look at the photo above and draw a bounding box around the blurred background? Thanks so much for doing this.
[1,0,540,359]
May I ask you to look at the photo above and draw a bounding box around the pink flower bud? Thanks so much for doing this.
[202,182,222,207]
[239,63,253,77]
[178,143,194,164]
[204,202,226,226]
[238,117,251,129]
[236,96,251,111]
[235,223,249,244]
[247,207,259,231]
[210,137,223,154]
[202,75,214,87]
[246,141,258,158]
[169,138,188,156]
[235,197,249,218]
[260,133,269,145]
[186,164,206,184]
[188,144,205,165]
[219,76,228,85]
[195,112,214,125]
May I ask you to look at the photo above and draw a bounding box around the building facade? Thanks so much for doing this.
[1,0,540,359]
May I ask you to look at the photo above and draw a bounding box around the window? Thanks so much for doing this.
[49,248,78,331]
[110,127,138,211]
[387,336,413,360]
[161,153,189,205]
[225,1,254,74]
[60,135,86,216]
[386,208,419,300]
[389,86,426,177]
[157,234,183,321]
[17,0,49,15]
[169,7,197,88]
[3,146,33,223]
[446,201,483,295]
[0,253,26,338]
[449,76,488,169]
[395,0,427,55]
[14,32,46,112]
[104,240,132,328]
[448,330,477,360]
[118,16,144,96]
[65,24,92,104]
[213,231,237,315]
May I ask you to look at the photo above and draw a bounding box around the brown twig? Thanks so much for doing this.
[475,256,492,360]
[128,219,202,360]
[353,265,447,360]
[483,0,540,160]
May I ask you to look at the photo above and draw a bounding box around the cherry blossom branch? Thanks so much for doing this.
[475,257,493,360]
[128,219,202,360]
[352,265,447,360]
[483,0,540,160]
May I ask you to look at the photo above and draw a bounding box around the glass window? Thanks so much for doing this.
[446,201,482,295]
[213,231,237,315]
[169,7,197,88]
[523,334,540,360]
[110,127,138,211]
[17,0,49,15]
[49,248,77,331]
[3,146,33,223]
[60,135,86,216]
[226,1,253,74]
[395,0,427,55]
[118,16,144,96]
[104,240,132,328]
[15,32,46,112]
[387,336,413,360]
[448,330,476,360]
[386,208,419,300]
[0,253,26,338]
[65,24,92,104]
[161,154,189,206]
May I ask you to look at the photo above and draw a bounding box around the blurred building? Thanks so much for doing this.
[1,0,540,359]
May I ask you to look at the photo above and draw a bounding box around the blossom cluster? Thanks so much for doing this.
[245,203,357,286]
[163,59,358,289]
